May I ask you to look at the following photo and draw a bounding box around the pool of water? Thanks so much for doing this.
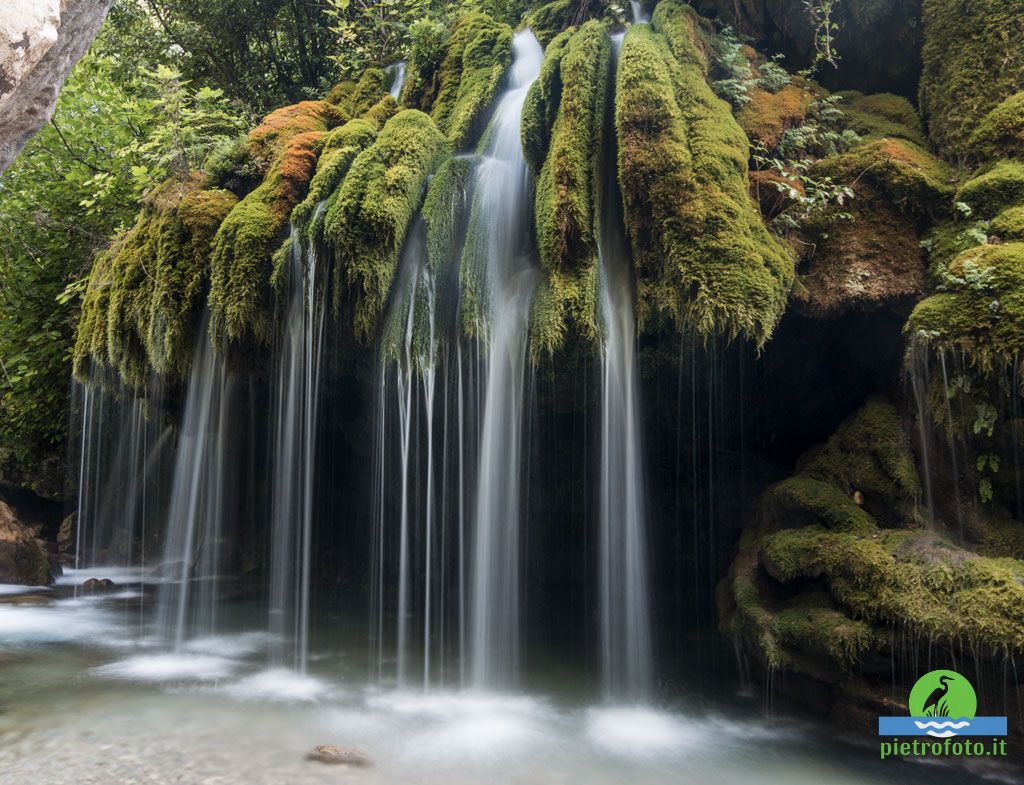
[0,578,1016,785]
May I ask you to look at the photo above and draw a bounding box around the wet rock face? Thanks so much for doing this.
[0,0,114,173]
[0,500,52,586]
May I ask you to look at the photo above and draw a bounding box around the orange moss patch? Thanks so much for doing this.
[247,101,342,162]
[736,84,815,149]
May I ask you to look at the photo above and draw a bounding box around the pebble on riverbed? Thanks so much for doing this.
[306,745,371,767]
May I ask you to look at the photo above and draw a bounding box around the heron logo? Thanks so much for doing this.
[878,669,1007,760]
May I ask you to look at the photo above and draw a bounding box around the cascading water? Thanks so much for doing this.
[467,29,544,690]
[387,61,408,99]
[153,318,235,649]
[597,31,653,702]
[630,1,651,24]
[267,231,327,672]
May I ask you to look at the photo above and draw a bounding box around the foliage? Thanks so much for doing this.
[326,0,432,77]
[802,0,841,74]
[0,21,246,496]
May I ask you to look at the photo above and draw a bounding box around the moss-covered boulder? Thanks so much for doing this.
[956,160,1024,220]
[74,176,238,385]
[722,397,1024,688]
[920,0,1024,159]
[616,0,793,347]
[837,91,926,147]
[991,206,1024,242]
[324,110,450,341]
[429,12,512,150]
[735,83,815,150]
[969,92,1024,161]
[906,242,1024,371]
[326,68,390,118]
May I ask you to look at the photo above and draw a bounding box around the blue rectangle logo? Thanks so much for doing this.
[878,717,1007,737]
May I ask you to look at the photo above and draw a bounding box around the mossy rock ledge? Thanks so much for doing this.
[721,397,1024,722]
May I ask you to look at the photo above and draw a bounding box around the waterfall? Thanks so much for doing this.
[468,30,543,690]
[153,317,235,649]
[597,32,653,702]
[387,61,407,100]
[630,1,651,24]
[72,374,168,572]
[267,233,327,672]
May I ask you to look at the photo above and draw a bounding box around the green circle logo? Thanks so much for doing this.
[908,670,977,719]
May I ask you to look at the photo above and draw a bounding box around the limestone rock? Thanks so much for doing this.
[0,0,114,173]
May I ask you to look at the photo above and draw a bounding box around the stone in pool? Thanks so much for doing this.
[307,745,371,766]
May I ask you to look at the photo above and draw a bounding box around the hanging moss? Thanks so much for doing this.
[430,12,513,150]
[529,22,610,355]
[149,183,238,378]
[521,29,573,172]
[73,176,237,386]
[956,160,1024,220]
[290,118,379,242]
[523,0,580,48]
[324,110,450,341]
[970,93,1024,161]
[422,154,475,278]
[919,0,1024,159]
[837,91,927,146]
[906,242,1024,372]
[616,3,793,347]
[209,127,325,354]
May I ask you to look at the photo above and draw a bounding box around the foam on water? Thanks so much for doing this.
[217,668,333,702]
[184,631,277,658]
[585,706,704,758]
[0,583,51,595]
[0,602,121,647]
[92,653,239,682]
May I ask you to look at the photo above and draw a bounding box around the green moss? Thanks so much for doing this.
[969,92,1024,161]
[290,119,379,242]
[922,221,987,282]
[521,29,572,172]
[837,91,926,146]
[991,205,1024,241]
[74,176,237,385]
[906,242,1024,371]
[324,109,450,341]
[800,396,921,514]
[422,154,474,279]
[209,127,325,353]
[616,5,793,347]
[920,0,1024,159]
[430,12,513,150]
[326,68,389,118]
[149,184,238,378]
[735,84,815,149]
[523,0,579,48]
[529,22,609,355]
[813,138,955,221]
[766,477,878,536]
[956,160,1024,219]
[246,100,341,163]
